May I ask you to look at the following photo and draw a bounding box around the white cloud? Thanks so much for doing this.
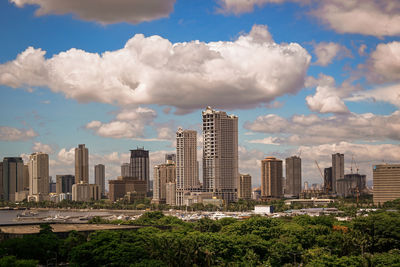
[0,126,37,141]
[313,42,351,66]
[347,83,400,108]
[10,0,176,25]
[245,111,400,145]
[363,41,400,84]
[32,142,54,154]
[216,0,307,15]
[86,107,157,139]
[247,136,280,145]
[0,25,311,113]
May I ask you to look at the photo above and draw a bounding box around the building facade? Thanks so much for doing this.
[332,153,344,193]
[2,157,24,201]
[72,183,100,201]
[373,164,400,204]
[129,148,149,191]
[121,163,130,177]
[324,167,333,194]
[285,156,301,197]
[165,153,176,163]
[28,152,49,198]
[152,161,176,204]
[176,128,199,206]
[261,157,283,199]
[202,106,238,203]
[75,144,89,184]
[56,175,75,194]
[238,174,252,200]
[95,164,105,196]
[108,177,147,202]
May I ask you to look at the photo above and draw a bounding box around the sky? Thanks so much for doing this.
[0,0,399,189]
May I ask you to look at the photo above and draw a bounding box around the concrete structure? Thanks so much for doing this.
[254,205,274,214]
[72,183,100,202]
[121,163,130,177]
[238,174,252,200]
[337,173,366,197]
[332,153,344,193]
[183,191,214,206]
[0,162,3,200]
[56,175,75,194]
[152,161,176,204]
[23,164,29,191]
[373,164,400,205]
[108,177,147,202]
[165,153,176,163]
[202,106,238,203]
[261,157,283,199]
[129,148,149,191]
[165,182,176,206]
[2,157,24,201]
[285,156,301,197]
[176,128,199,206]
[95,164,105,196]
[75,144,89,184]
[28,152,49,200]
[324,167,333,194]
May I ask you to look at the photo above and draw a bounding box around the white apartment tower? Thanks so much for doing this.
[176,128,199,206]
[332,153,344,193]
[202,106,238,203]
[28,152,49,197]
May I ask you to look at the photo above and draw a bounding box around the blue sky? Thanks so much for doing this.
[1,0,399,188]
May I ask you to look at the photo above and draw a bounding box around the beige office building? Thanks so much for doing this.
[261,157,283,199]
[238,174,252,200]
[373,164,400,204]
[152,161,176,204]
[72,183,100,202]
[176,128,199,206]
[332,153,344,193]
[75,144,89,184]
[108,177,147,202]
[166,182,176,206]
[95,164,105,196]
[202,106,238,203]
[28,152,49,198]
[285,156,302,197]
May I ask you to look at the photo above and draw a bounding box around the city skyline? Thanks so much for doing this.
[0,1,399,187]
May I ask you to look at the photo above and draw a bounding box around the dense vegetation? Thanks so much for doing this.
[1,211,400,266]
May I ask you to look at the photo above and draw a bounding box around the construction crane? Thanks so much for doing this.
[315,160,324,180]
[315,160,330,194]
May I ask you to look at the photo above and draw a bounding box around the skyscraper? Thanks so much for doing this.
[238,174,252,200]
[202,106,238,203]
[121,163,130,177]
[95,164,105,196]
[332,153,344,193]
[56,175,75,194]
[75,144,89,184]
[176,128,199,206]
[285,156,301,197]
[2,157,24,201]
[373,164,400,204]
[28,152,49,197]
[129,148,149,191]
[152,161,176,204]
[324,167,333,193]
[261,157,283,199]
[0,162,3,200]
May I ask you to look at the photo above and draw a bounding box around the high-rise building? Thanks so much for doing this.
[202,106,238,203]
[129,148,149,191]
[337,173,366,197]
[121,163,130,177]
[332,153,344,193]
[0,162,3,199]
[165,153,176,163]
[324,167,333,193]
[75,144,89,184]
[72,183,100,202]
[373,164,400,204]
[108,177,146,202]
[28,152,49,197]
[238,174,252,200]
[23,164,29,191]
[261,157,283,199]
[56,175,75,194]
[176,128,199,206]
[95,164,105,196]
[166,182,176,206]
[152,161,176,204]
[285,156,301,197]
[2,157,24,201]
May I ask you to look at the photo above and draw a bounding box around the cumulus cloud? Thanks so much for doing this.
[245,111,400,145]
[362,41,400,84]
[305,74,359,113]
[247,136,280,145]
[216,0,307,15]
[10,0,175,25]
[0,25,311,113]
[347,84,400,108]
[0,126,37,141]
[313,42,351,66]
[86,107,157,139]
[32,142,54,154]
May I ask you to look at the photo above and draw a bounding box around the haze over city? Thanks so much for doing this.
[0,0,399,188]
